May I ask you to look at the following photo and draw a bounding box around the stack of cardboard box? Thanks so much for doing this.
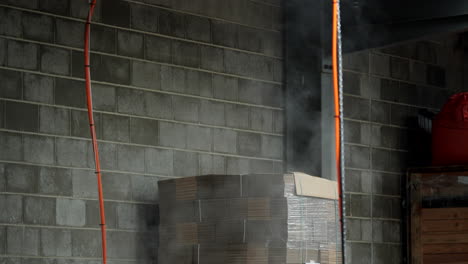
[158,173,342,264]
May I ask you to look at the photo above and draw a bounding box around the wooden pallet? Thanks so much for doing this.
[408,167,468,264]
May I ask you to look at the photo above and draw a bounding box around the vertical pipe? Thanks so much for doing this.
[84,1,107,263]
[332,0,346,262]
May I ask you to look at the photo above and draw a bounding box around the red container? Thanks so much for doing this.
[432,92,468,166]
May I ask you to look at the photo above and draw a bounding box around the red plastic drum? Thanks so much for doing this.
[432,92,468,166]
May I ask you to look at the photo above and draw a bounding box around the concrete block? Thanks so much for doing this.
[39,167,72,196]
[390,57,410,80]
[344,120,371,145]
[56,138,89,167]
[238,79,261,105]
[145,35,171,63]
[55,19,84,48]
[71,229,101,257]
[345,145,370,169]
[345,169,371,194]
[96,142,117,170]
[249,159,278,174]
[409,61,427,84]
[185,70,203,95]
[226,157,250,174]
[343,96,369,121]
[85,200,117,229]
[116,203,157,230]
[413,41,438,64]
[185,15,211,42]
[159,121,186,148]
[144,92,173,119]
[23,134,54,165]
[107,231,142,259]
[0,101,3,129]
[131,4,158,33]
[250,108,273,132]
[93,84,116,112]
[390,104,417,127]
[0,194,22,223]
[70,110,102,139]
[238,132,261,156]
[5,101,38,132]
[172,41,200,68]
[131,175,159,202]
[56,198,86,226]
[343,71,361,96]
[144,148,173,175]
[173,151,199,177]
[40,229,72,257]
[72,170,97,199]
[261,135,282,159]
[131,61,161,89]
[117,145,145,172]
[372,244,401,264]
[261,82,283,108]
[116,88,145,116]
[0,164,4,191]
[24,196,56,225]
[261,30,282,57]
[158,10,185,38]
[39,0,69,15]
[187,125,212,151]
[23,73,54,104]
[94,55,131,85]
[370,101,391,124]
[346,218,371,242]
[5,164,38,193]
[160,65,174,91]
[0,69,22,99]
[0,7,22,37]
[213,75,238,101]
[0,38,5,66]
[372,148,407,173]
[370,53,390,77]
[7,40,38,70]
[371,125,408,150]
[213,129,237,154]
[372,196,401,219]
[211,20,238,47]
[200,46,224,72]
[168,67,187,93]
[70,0,101,22]
[200,154,226,175]
[102,0,130,27]
[91,25,117,54]
[55,78,86,108]
[343,51,370,73]
[349,194,371,217]
[373,220,400,243]
[273,111,284,134]
[0,132,22,161]
[130,117,158,145]
[0,226,4,254]
[199,100,225,126]
[225,104,249,129]
[39,106,70,136]
[102,114,130,142]
[373,172,401,196]
[346,242,371,264]
[172,96,199,122]
[7,226,40,256]
[238,26,262,53]
[118,30,143,58]
[22,13,53,42]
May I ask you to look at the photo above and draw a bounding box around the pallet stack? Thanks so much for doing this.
[158,173,342,264]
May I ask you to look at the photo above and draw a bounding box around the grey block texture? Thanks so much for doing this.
[0,0,285,263]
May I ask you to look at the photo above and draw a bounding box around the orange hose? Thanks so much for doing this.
[84,1,107,263]
[332,0,345,256]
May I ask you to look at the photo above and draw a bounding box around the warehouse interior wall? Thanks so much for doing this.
[343,34,467,263]
[2,1,468,264]
[0,0,283,263]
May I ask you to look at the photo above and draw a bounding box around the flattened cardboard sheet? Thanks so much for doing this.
[293,172,338,200]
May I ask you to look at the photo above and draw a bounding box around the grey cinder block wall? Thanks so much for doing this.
[343,35,466,264]
[0,0,283,263]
